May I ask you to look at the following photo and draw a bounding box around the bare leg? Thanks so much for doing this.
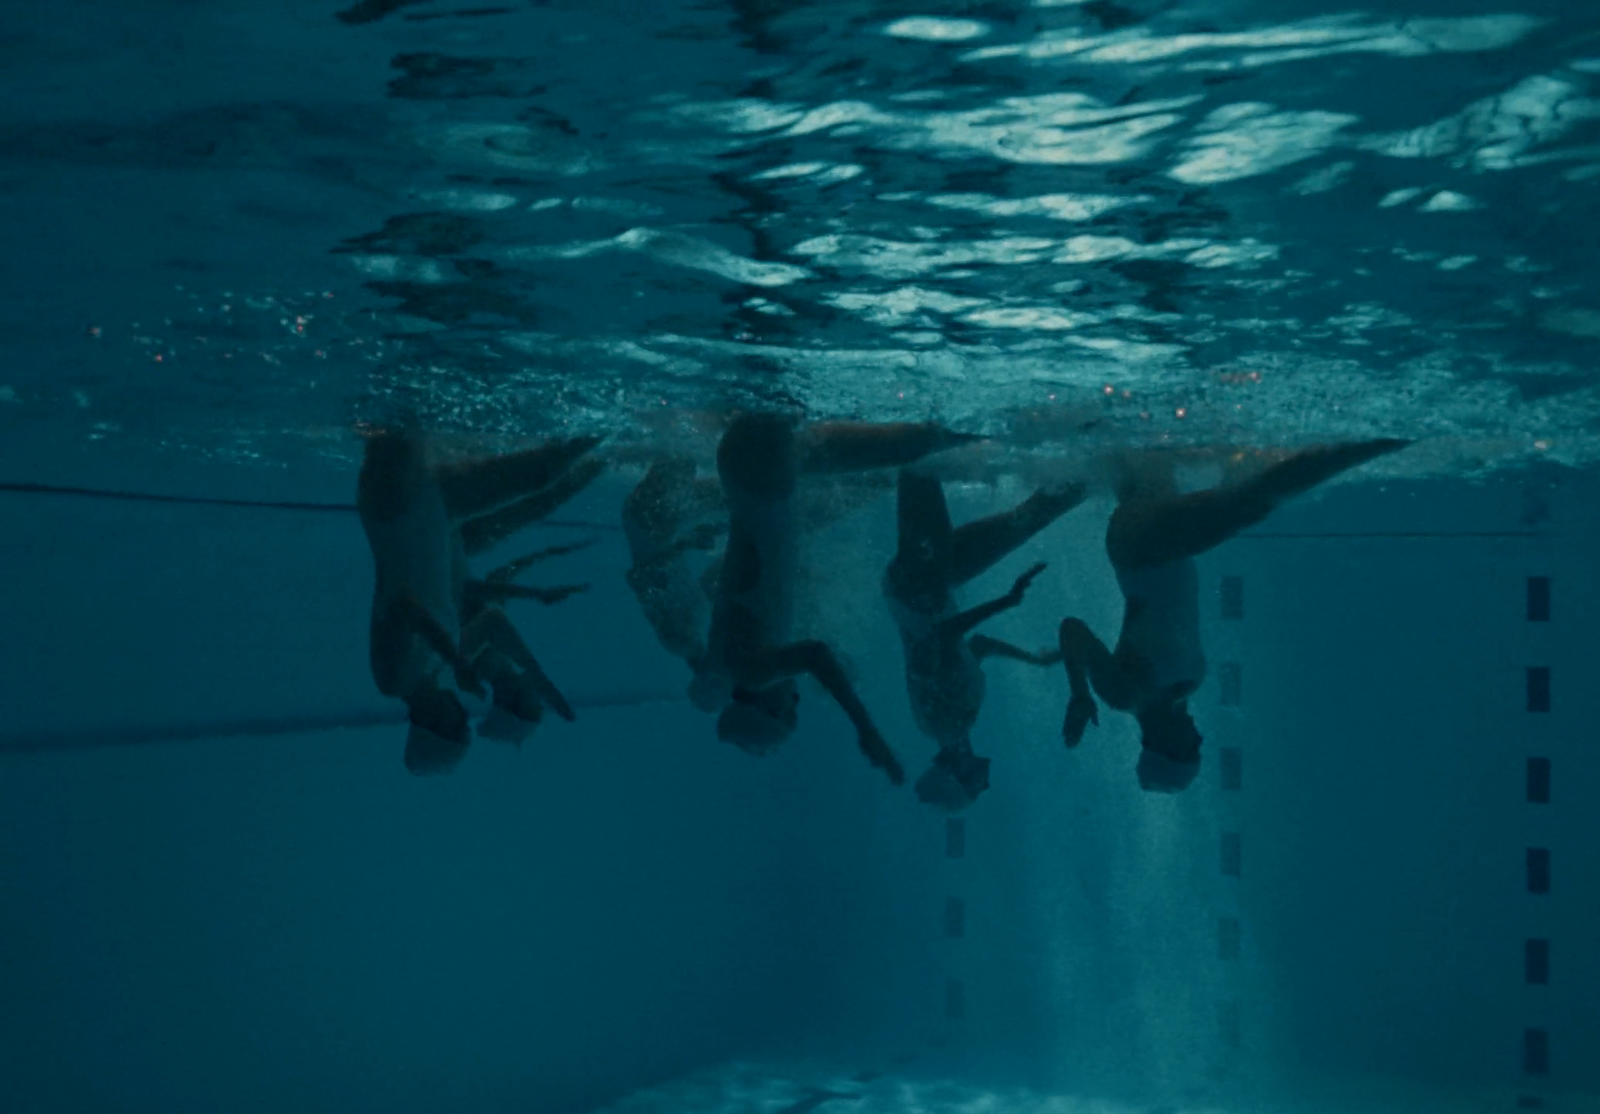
[886,470,954,599]
[1107,439,1409,568]
[719,413,798,501]
[460,456,606,556]
[798,421,981,475]
[948,482,1087,587]
[357,431,430,525]
[437,434,603,522]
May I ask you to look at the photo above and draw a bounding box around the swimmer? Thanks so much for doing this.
[885,469,1087,811]
[357,427,603,774]
[1057,438,1410,792]
[693,413,980,785]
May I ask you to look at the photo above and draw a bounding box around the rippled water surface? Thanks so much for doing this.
[3,0,1598,472]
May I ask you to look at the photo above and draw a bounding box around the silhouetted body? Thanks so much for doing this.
[694,413,979,785]
[1058,438,1409,792]
[885,470,1086,810]
[357,430,602,773]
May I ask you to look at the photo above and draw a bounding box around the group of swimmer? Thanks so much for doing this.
[357,411,1406,807]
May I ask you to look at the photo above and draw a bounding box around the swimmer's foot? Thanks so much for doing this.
[1257,437,1410,502]
[1273,438,1414,492]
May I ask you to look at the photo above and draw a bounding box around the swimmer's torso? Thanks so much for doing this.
[885,583,985,747]
[360,459,465,699]
[704,416,800,681]
[1112,556,1206,703]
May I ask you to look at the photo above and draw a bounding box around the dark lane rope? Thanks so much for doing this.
[0,483,1549,540]
[0,690,687,755]
[0,481,620,531]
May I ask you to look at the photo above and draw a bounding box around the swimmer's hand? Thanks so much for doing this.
[858,725,905,786]
[1063,693,1098,747]
[1005,561,1048,606]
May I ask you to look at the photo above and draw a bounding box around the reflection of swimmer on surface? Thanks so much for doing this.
[885,468,1086,811]
[1057,438,1409,793]
[622,457,726,675]
[356,428,604,775]
[692,413,980,786]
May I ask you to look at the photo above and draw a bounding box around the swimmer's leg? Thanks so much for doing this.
[798,421,981,475]
[438,434,604,523]
[718,413,798,501]
[886,470,954,598]
[948,482,1087,587]
[460,456,606,556]
[1107,438,1409,568]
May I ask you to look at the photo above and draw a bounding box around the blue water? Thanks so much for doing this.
[1,1,1597,1112]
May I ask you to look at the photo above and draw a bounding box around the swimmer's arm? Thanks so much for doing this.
[754,641,905,785]
[936,562,1048,640]
[938,595,1018,640]
[969,635,1063,667]
[390,593,486,698]
[461,607,575,721]
[1057,618,1125,702]
[485,538,597,584]
[1058,617,1120,747]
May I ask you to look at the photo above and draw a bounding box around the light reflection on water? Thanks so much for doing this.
[0,0,1596,473]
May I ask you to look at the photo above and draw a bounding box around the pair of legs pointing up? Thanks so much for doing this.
[1059,438,1409,792]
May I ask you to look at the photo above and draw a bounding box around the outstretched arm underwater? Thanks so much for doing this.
[745,640,905,785]
[935,562,1047,641]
